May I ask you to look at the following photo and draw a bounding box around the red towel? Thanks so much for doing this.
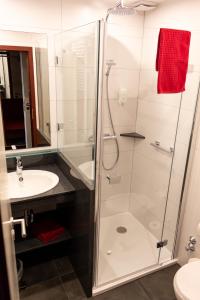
[156,28,191,94]
[31,219,65,244]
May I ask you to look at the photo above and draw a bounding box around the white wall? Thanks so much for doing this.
[61,0,114,30]
[0,0,61,32]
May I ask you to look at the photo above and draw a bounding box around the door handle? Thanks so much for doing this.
[10,217,27,238]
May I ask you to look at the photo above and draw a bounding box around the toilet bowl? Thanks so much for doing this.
[174,261,200,300]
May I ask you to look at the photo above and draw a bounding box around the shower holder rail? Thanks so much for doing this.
[150,141,174,154]
[103,134,117,140]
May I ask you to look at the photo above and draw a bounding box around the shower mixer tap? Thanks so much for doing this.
[185,236,197,252]
[16,156,23,182]
[106,175,121,184]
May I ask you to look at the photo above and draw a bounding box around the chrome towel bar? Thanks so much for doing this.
[150,141,174,154]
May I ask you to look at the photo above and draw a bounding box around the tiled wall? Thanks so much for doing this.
[100,14,144,216]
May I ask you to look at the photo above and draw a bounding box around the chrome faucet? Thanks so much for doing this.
[16,156,23,182]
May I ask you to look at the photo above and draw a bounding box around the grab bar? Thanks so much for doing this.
[150,141,174,154]
[103,134,117,140]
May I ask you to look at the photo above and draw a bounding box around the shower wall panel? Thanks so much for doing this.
[55,22,99,190]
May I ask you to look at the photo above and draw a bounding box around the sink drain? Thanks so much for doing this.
[116,226,127,234]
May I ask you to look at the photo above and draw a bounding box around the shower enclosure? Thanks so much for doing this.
[55,15,199,295]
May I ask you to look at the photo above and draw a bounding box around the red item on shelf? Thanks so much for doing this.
[156,28,191,94]
[31,219,65,244]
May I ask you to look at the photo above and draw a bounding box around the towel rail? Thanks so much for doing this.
[150,141,174,154]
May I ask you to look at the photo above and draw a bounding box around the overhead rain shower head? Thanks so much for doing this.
[106,0,135,21]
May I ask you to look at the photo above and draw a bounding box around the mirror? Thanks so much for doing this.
[0,30,51,150]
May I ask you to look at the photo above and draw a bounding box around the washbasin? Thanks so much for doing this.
[78,161,95,181]
[7,170,59,199]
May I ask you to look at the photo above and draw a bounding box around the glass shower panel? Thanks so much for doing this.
[159,77,200,263]
[96,18,183,287]
[131,80,183,265]
[55,22,100,189]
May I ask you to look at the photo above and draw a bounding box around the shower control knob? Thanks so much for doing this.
[190,236,197,244]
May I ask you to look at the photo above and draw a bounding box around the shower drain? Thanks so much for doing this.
[116,226,127,234]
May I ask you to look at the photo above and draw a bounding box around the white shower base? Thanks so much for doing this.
[97,212,171,286]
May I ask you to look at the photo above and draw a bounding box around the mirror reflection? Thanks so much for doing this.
[0,31,51,150]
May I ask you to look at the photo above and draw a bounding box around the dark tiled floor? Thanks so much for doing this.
[20,261,179,300]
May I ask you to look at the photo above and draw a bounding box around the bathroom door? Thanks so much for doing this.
[0,104,19,300]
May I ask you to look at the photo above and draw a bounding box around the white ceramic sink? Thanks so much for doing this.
[78,161,95,181]
[7,170,59,199]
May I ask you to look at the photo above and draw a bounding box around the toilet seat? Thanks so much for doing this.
[174,261,200,300]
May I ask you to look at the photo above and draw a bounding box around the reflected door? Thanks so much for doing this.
[20,52,32,148]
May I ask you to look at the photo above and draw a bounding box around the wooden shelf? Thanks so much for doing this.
[120,132,145,139]
[15,230,71,255]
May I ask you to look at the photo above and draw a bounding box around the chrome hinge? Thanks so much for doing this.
[55,56,59,65]
[157,240,168,248]
[46,122,51,135]
[55,56,63,66]
[57,123,64,131]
